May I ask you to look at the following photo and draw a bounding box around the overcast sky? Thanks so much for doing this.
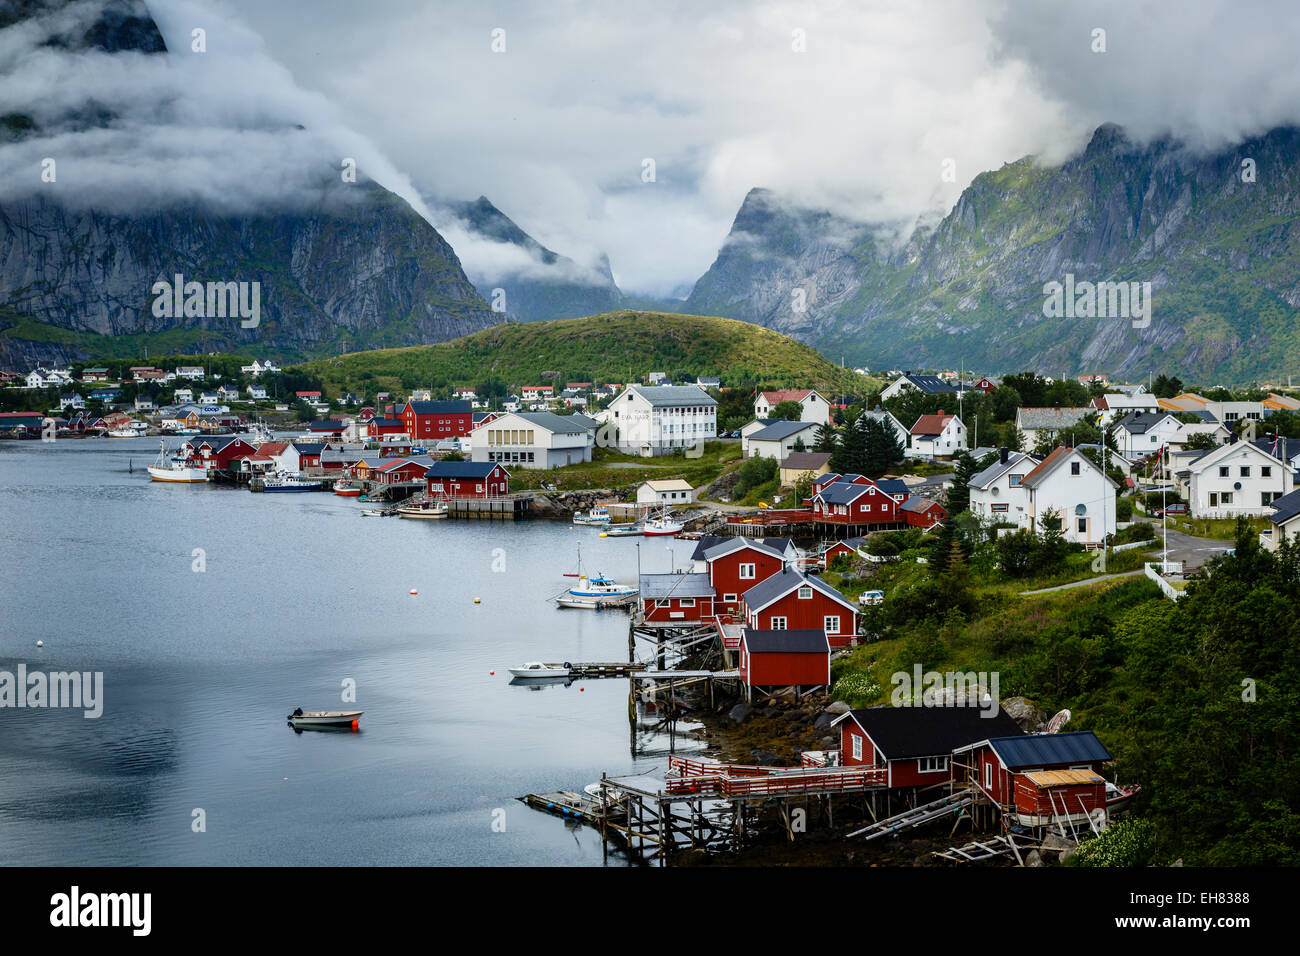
[8,0,1300,297]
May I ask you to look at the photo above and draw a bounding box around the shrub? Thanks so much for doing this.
[1071,818,1156,867]
[732,455,777,498]
[1116,496,1133,521]
[830,672,881,707]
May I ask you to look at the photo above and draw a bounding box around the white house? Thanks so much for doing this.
[1181,440,1294,518]
[636,479,694,507]
[907,412,967,458]
[1094,392,1162,426]
[880,372,969,402]
[240,360,280,377]
[471,411,594,469]
[25,370,49,388]
[134,395,155,411]
[753,389,831,424]
[175,366,205,380]
[1204,401,1265,426]
[58,393,85,410]
[969,450,1040,528]
[1016,407,1093,449]
[1262,489,1300,552]
[1020,446,1118,546]
[1166,421,1230,453]
[603,384,717,457]
[1110,412,1181,459]
[746,420,820,460]
[247,385,268,400]
[174,388,193,405]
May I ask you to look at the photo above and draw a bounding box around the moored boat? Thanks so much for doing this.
[146,441,209,483]
[573,506,611,525]
[508,661,571,678]
[601,523,643,537]
[333,480,362,496]
[643,512,684,536]
[263,473,327,492]
[286,707,362,728]
[398,500,448,519]
[556,573,639,609]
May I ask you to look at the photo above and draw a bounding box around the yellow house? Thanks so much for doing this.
[778,451,832,487]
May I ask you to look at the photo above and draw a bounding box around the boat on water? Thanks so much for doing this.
[398,500,448,519]
[108,425,147,438]
[601,523,643,537]
[361,508,396,517]
[146,441,209,483]
[263,472,326,492]
[643,512,684,536]
[508,661,571,678]
[584,782,627,803]
[556,573,639,609]
[332,480,362,497]
[287,707,362,728]
[573,506,611,526]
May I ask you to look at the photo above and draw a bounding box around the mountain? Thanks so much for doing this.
[443,196,624,322]
[686,126,1300,383]
[0,0,497,367]
[297,311,877,396]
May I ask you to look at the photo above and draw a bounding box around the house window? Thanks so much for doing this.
[1241,466,1250,477]
[824,616,839,634]
[679,598,695,608]
[1263,466,1272,478]
[851,735,862,761]
[476,484,483,492]
[1009,474,1023,487]
[991,503,1009,513]
[724,593,737,602]
[770,616,787,630]
[983,761,992,789]
[918,756,948,774]
[798,586,813,599]
[1071,461,1080,475]
[739,563,755,579]
[1077,517,1087,533]
[1219,466,1229,477]
[1221,492,1234,505]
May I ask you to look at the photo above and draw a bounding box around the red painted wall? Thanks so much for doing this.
[642,595,715,623]
[741,648,829,687]
[710,549,785,609]
[746,588,856,647]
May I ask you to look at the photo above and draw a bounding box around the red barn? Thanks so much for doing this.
[740,568,859,647]
[901,496,947,529]
[425,461,509,498]
[181,436,258,471]
[399,400,472,440]
[699,538,789,612]
[954,731,1113,827]
[738,628,830,699]
[834,706,1024,790]
[638,573,716,623]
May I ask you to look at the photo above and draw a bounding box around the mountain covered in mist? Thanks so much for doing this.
[686,125,1300,383]
[0,0,497,366]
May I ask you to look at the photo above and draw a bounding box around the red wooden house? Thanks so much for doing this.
[181,435,258,471]
[638,573,716,623]
[833,706,1024,790]
[365,417,405,439]
[699,538,789,613]
[900,496,947,528]
[821,536,866,569]
[811,478,904,528]
[953,731,1113,827]
[740,568,859,647]
[425,461,509,498]
[290,441,324,469]
[399,400,472,440]
[738,628,831,699]
[374,456,433,486]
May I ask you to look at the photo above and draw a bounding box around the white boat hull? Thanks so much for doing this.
[287,710,362,727]
[147,465,208,482]
[508,667,570,678]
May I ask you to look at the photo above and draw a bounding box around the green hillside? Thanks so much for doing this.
[297,311,881,396]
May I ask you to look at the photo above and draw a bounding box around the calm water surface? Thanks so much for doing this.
[0,437,703,865]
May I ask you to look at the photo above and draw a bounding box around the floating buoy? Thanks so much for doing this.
[473,597,481,604]
[410,589,418,595]
[35,640,43,648]
[489,670,495,676]
[599,532,607,537]
[580,687,585,692]
[351,719,359,730]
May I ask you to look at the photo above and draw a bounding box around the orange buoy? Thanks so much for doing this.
[351,719,359,730]
[410,589,418,595]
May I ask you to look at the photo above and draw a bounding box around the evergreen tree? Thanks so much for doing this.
[813,422,837,453]
[831,415,868,474]
[861,416,905,477]
[948,451,977,516]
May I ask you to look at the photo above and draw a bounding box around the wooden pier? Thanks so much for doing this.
[445,495,532,521]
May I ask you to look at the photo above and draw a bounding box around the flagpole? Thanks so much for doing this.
[1161,443,1168,571]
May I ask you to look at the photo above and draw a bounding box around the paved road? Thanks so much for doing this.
[1019,570,1145,595]
[1132,519,1232,570]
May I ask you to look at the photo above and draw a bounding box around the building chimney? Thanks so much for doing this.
[937,408,945,417]
[1000,446,1009,464]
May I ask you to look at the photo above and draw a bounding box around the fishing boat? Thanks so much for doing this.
[1105,781,1140,813]
[573,506,611,526]
[108,426,143,438]
[601,523,643,537]
[584,782,627,803]
[286,707,363,728]
[556,573,639,609]
[332,479,362,497]
[146,441,209,483]
[507,661,571,679]
[361,508,396,517]
[262,472,326,492]
[642,512,684,536]
[398,499,448,519]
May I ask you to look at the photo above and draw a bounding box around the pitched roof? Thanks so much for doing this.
[1113,411,1173,434]
[403,400,471,414]
[814,481,874,505]
[1018,445,1074,488]
[504,411,591,435]
[780,451,832,470]
[984,731,1112,770]
[638,572,717,599]
[628,385,717,407]
[640,479,693,492]
[900,496,944,514]
[1268,488,1300,526]
[875,478,909,497]
[910,413,955,436]
[969,452,1040,490]
[1016,406,1092,430]
[759,389,814,404]
[749,420,818,442]
[702,538,786,563]
[742,567,854,613]
[741,628,830,654]
[898,373,964,394]
[835,706,1024,760]
[291,441,326,454]
[427,461,507,479]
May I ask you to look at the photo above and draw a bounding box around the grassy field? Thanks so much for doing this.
[295,311,884,397]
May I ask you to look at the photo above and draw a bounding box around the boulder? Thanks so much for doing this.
[1040,832,1074,853]
[813,712,836,731]
[1001,696,1048,734]
[825,700,852,716]
[727,702,752,724]
[1024,849,1044,867]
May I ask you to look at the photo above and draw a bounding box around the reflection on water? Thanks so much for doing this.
[0,438,706,865]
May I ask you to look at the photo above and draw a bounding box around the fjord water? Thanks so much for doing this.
[0,438,700,865]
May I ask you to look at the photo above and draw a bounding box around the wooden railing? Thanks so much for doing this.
[665,754,885,796]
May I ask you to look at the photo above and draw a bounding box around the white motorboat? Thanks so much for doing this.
[573,506,611,526]
[262,472,326,492]
[601,523,643,537]
[146,441,209,483]
[556,573,639,609]
[398,500,448,519]
[642,512,684,536]
[286,708,363,728]
[508,661,571,678]
[584,782,627,803]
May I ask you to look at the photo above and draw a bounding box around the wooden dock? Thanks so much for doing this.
[445,495,532,521]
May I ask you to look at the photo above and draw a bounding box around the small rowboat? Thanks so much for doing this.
[287,708,362,728]
[584,782,627,803]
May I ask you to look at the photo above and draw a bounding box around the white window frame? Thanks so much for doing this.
[918,756,948,774]
[770,616,787,630]
[983,761,993,789]
[739,563,756,579]
[723,593,737,602]
[798,586,813,599]
[824,615,839,634]
[851,735,863,761]
[679,598,695,608]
